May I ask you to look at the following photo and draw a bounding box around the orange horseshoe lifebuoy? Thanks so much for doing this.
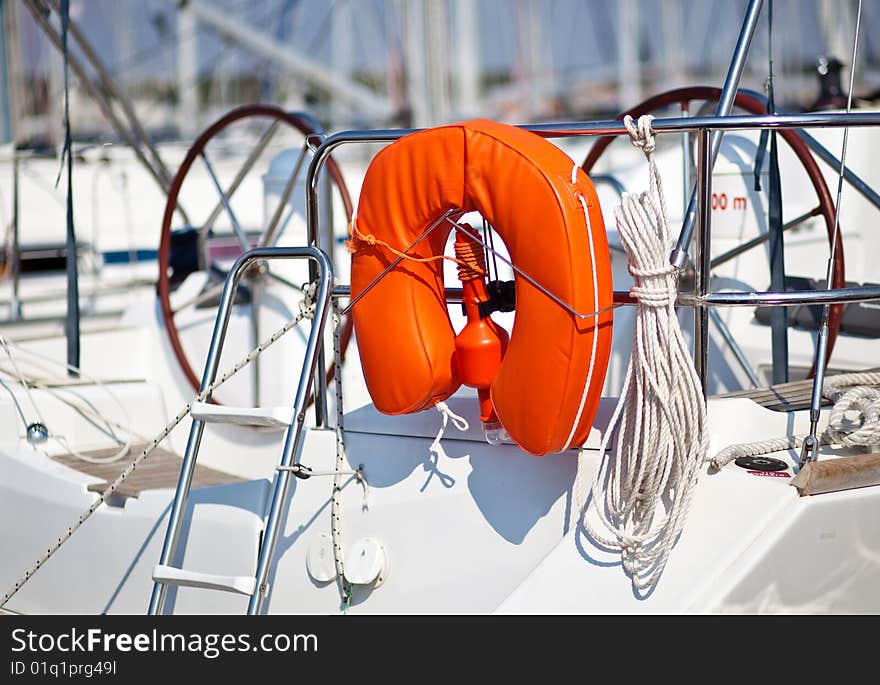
[349,119,613,456]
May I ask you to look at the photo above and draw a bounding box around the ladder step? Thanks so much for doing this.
[190,401,293,428]
[152,565,257,595]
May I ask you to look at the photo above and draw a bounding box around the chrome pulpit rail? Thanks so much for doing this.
[304,111,880,420]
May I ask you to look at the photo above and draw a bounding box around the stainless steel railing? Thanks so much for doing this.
[304,111,880,423]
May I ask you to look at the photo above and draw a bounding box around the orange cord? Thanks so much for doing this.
[454,234,487,282]
[346,217,486,276]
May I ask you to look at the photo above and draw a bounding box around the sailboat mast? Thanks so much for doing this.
[0,0,13,144]
[454,0,479,119]
[617,0,640,110]
[177,2,199,139]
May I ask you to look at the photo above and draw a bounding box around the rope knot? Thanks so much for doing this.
[624,114,657,155]
[345,216,378,254]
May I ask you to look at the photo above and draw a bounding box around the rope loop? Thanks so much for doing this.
[346,215,485,276]
[435,401,470,433]
[629,263,677,279]
[628,285,675,308]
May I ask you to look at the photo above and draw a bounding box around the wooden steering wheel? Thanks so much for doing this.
[157,104,354,404]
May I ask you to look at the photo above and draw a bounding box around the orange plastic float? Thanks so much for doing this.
[349,119,613,456]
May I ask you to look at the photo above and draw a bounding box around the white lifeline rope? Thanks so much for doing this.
[710,371,880,469]
[574,114,709,592]
[0,284,319,610]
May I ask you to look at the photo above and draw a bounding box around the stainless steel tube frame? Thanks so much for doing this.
[687,285,880,307]
[248,247,333,615]
[305,110,880,412]
[694,129,713,395]
[304,110,880,254]
[148,245,333,616]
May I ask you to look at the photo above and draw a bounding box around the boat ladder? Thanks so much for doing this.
[148,246,333,615]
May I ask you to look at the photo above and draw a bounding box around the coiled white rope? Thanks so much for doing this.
[710,371,880,469]
[0,283,320,610]
[575,114,709,593]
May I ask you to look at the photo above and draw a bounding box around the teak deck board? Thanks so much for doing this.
[714,368,880,412]
[51,443,243,499]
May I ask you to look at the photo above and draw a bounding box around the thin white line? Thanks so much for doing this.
[563,183,601,450]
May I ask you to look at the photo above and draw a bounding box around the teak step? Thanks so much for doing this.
[152,565,257,595]
[190,401,293,428]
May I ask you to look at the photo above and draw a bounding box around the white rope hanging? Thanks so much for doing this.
[575,114,709,592]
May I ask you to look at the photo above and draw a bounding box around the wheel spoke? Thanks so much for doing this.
[264,267,305,293]
[198,120,280,237]
[200,151,251,252]
[710,206,821,269]
[260,141,310,248]
[170,279,226,315]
